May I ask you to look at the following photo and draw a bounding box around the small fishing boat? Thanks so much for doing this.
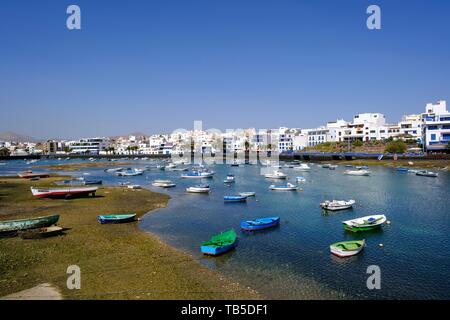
[104,167,124,173]
[239,192,256,197]
[116,169,143,176]
[296,176,306,183]
[19,226,64,239]
[231,161,240,167]
[83,179,102,185]
[18,172,50,179]
[224,174,235,184]
[292,163,310,171]
[97,213,137,224]
[408,169,419,174]
[320,199,355,211]
[264,170,287,179]
[322,164,331,168]
[416,170,438,177]
[345,170,371,176]
[355,165,369,170]
[269,183,298,191]
[186,185,210,193]
[181,170,215,179]
[127,185,142,189]
[342,214,387,232]
[152,180,176,188]
[200,229,237,256]
[224,195,247,202]
[240,216,280,231]
[396,167,409,172]
[0,214,60,234]
[31,187,98,198]
[330,240,365,257]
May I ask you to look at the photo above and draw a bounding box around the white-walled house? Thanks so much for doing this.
[422,100,450,151]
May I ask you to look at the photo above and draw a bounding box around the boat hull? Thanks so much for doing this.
[0,214,60,233]
[241,217,280,231]
[31,187,98,199]
[201,242,236,256]
[97,214,137,224]
[330,240,365,257]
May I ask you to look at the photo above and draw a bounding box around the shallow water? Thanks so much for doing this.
[2,159,449,299]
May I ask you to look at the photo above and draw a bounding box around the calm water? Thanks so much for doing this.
[1,159,449,299]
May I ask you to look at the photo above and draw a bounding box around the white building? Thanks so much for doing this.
[69,138,109,154]
[422,100,450,151]
[398,114,422,142]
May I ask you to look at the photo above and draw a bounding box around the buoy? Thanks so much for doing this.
[387,220,391,224]
[379,243,384,247]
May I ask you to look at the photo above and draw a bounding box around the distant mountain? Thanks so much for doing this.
[0,131,40,143]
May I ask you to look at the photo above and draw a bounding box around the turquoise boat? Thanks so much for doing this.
[0,214,60,234]
[201,229,237,256]
[97,213,137,224]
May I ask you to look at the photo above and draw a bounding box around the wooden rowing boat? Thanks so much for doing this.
[0,214,60,234]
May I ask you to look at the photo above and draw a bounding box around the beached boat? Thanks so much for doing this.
[19,226,64,239]
[342,214,387,232]
[0,214,60,234]
[97,213,137,224]
[186,185,210,193]
[345,170,371,176]
[224,174,235,184]
[152,180,176,188]
[240,216,280,231]
[127,185,142,189]
[224,195,247,202]
[269,183,298,191]
[330,240,365,257]
[292,163,310,171]
[181,170,215,179]
[264,170,287,179]
[31,187,98,198]
[18,172,50,179]
[239,192,256,197]
[200,229,237,256]
[320,199,355,211]
[83,179,102,185]
[416,170,438,177]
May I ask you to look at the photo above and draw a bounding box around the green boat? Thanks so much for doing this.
[342,214,387,232]
[0,214,60,234]
[201,229,237,255]
[330,240,365,257]
[97,213,137,224]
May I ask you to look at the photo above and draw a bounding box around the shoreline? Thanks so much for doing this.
[0,175,262,300]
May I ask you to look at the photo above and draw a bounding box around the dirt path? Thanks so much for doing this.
[1,283,62,300]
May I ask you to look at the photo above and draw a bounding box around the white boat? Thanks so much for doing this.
[186,185,210,193]
[416,170,438,177]
[296,176,306,183]
[322,164,331,168]
[152,180,176,188]
[264,170,287,179]
[31,186,98,198]
[320,199,355,211]
[269,183,298,191]
[345,170,371,176]
[0,162,6,166]
[104,167,124,173]
[127,185,142,189]
[329,165,338,170]
[342,215,387,232]
[407,169,419,174]
[330,240,365,257]
[239,192,256,197]
[292,163,310,171]
[117,169,144,176]
[224,175,235,183]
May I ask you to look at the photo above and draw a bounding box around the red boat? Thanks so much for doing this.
[30,187,98,198]
[18,172,50,179]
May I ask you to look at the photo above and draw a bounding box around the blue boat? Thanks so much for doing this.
[84,179,103,185]
[200,229,237,256]
[396,167,409,172]
[224,195,247,202]
[241,216,280,231]
[97,213,137,224]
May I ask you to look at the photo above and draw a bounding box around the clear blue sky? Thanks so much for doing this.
[0,0,449,139]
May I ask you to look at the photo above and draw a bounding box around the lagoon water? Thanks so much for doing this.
[1,159,449,299]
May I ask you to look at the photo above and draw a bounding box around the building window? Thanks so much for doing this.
[428,126,438,130]
[430,134,436,141]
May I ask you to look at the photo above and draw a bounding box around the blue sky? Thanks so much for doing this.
[0,0,449,139]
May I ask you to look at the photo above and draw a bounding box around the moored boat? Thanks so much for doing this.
[224,195,247,202]
[264,170,287,179]
[396,167,409,172]
[240,216,280,231]
[269,183,298,191]
[329,165,338,170]
[345,170,371,176]
[19,226,64,239]
[18,172,50,179]
[342,214,387,232]
[181,170,215,179]
[31,187,98,198]
[239,192,256,197]
[83,179,102,185]
[224,174,235,184]
[127,185,142,189]
[186,185,210,193]
[416,170,438,177]
[330,240,365,257]
[152,180,176,188]
[292,163,311,171]
[97,213,137,224]
[200,229,237,256]
[296,176,306,183]
[0,214,60,234]
[320,199,355,211]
